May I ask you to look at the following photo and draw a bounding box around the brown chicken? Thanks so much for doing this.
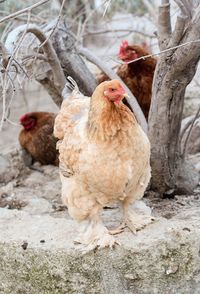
[19,111,58,165]
[54,79,152,251]
[97,41,157,119]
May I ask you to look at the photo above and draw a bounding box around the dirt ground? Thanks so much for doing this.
[0,13,199,226]
[0,148,200,228]
[0,79,199,226]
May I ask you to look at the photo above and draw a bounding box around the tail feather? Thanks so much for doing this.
[67,76,79,91]
[62,76,80,100]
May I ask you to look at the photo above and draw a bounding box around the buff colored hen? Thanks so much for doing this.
[54,78,152,251]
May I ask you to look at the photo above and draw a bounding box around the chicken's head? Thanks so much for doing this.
[103,80,127,104]
[20,113,37,131]
[118,40,148,63]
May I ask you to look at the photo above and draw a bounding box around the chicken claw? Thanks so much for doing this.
[109,222,126,235]
[124,210,155,234]
[74,219,120,252]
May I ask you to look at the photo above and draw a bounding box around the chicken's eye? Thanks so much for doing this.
[110,88,115,92]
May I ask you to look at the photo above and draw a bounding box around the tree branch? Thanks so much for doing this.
[26,26,66,101]
[36,75,62,106]
[158,1,171,50]
[0,41,10,67]
[125,39,200,65]
[0,0,50,24]
[38,0,66,49]
[168,15,186,48]
[174,0,191,18]
[172,9,200,72]
[0,10,31,130]
[77,46,148,133]
[83,28,155,39]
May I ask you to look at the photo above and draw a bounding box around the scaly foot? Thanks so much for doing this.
[124,211,154,234]
[74,219,120,252]
[109,222,126,235]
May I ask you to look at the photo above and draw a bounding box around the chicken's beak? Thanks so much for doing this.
[123,93,129,99]
[118,54,125,61]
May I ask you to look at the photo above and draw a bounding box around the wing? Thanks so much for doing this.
[54,94,90,174]
[54,92,90,140]
[36,124,58,164]
[58,117,88,174]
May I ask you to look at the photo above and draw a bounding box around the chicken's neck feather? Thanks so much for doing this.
[87,95,136,143]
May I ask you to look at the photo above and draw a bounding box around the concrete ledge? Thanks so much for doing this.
[1,208,200,294]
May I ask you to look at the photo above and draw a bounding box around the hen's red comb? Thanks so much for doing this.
[119,40,129,57]
[120,40,129,49]
[19,113,34,123]
[20,114,28,123]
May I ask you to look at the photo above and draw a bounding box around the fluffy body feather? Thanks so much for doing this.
[97,42,157,119]
[19,112,58,165]
[54,80,151,250]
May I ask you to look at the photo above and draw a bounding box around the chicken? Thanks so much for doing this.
[19,111,58,166]
[54,79,152,251]
[97,41,157,119]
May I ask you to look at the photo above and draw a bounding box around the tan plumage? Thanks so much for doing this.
[54,80,152,250]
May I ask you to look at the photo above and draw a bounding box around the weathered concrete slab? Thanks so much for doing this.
[1,207,200,294]
[0,150,200,293]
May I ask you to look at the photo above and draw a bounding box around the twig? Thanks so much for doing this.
[124,39,200,65]
[38,0,66,48]
[0,0,50,24]
[0,21,13,42]
[83,28,155,39]
[77,46,148,133]
[21,0,65,79]
[22,53,48,63]
[103,0,112,17]
[5,10,31,73]
[76,4,96,42]
[6,118,21,127]
[0,10,31,130]
[26,26,66,103]
[0,10,45,24]
[182,104,200,158]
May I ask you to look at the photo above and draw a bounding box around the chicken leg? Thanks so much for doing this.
[109,201,153,235]
[74,215,119,251]
[122,200,154,234]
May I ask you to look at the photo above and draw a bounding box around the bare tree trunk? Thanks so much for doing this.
[148,0,200,194]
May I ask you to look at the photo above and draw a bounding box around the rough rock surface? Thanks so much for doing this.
[0,148,29,184]
[0,149,200,293]
[1,207,200,294]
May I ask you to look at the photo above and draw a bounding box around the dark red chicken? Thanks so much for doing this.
[97,41,157,119]
[19,112,58,166]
